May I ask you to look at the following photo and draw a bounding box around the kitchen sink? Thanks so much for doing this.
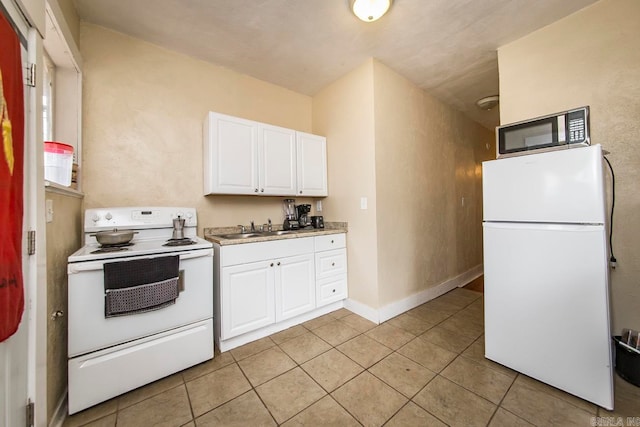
[215,229,315,240]
[215,233,264,239]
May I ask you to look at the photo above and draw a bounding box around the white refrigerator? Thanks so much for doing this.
[482,144,614,409]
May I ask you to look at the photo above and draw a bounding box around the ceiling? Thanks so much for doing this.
[72,0,598,130]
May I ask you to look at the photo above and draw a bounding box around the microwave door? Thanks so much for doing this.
[499,117,559,155]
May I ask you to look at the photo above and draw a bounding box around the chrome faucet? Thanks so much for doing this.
[267,218,272,232]
[238,224,246,233]
[250,220,256,232]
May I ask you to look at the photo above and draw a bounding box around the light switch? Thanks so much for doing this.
[360,197,368,210]
[46,199,53,223]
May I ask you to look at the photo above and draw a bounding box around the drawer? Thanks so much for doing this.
[314,233,346,252]
[220,236,314,266]
[317,275,347,307]
[315,248,347,279]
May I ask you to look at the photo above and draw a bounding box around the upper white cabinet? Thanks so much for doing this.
[204,112,327,196]
[296,132,328,197]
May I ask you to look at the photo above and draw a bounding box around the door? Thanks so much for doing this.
[258,124,296,195]
[204,112,258,195]
[0,2,30,425]
[221,260,275,339]
[483,222,613,409]
[275,254,315,322]
[296,132,327,196]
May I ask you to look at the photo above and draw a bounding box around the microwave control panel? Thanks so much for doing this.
[567,109,587,143]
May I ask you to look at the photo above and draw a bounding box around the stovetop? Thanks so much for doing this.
[68,236,212,263]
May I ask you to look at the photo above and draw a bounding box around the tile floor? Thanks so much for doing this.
[64,287,640,427]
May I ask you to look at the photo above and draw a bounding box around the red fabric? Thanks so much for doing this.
[0,11,25,342]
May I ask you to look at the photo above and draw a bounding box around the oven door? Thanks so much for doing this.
[68,248,213,357]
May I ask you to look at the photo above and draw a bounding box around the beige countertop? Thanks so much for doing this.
[204,222,348,246]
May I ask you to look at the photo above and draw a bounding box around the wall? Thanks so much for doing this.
[53,0,79,47]
[372,60,493,308]
[498,0,640,332]
[312,59,379,310]
[80,23,315,230]
[44,191,82,422]
[313,59,493,316]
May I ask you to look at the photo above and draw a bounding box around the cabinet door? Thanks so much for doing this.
[275,254,315,322]
[258,124,297,195]
[221,260,275,339]
[204,112,258,195]
[296,132,328,196]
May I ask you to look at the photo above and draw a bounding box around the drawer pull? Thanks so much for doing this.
[331,262,335,266]
[270,263,274,267]
[332,289,336,293]
[277,262,281,266]
[331,240,334,244]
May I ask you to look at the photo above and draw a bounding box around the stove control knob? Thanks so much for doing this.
[105,213,113,220]
[186,212,193,220]
[176,212,183,219]
[91,213,100,222]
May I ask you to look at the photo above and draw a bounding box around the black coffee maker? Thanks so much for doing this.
[296,204,312,228]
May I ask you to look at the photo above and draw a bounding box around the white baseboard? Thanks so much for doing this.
[49,389,67,427]
[346,264,483,324]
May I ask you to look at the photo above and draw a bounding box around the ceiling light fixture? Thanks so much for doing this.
[476,95,500,111]
[351,0,393,22]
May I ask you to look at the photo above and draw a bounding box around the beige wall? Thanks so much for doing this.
[313,59,492,312]
[372,61,493,307]
[498,0,640,332]
[312,59,379,309]
[45,191,82,422]
[80,23,315,230]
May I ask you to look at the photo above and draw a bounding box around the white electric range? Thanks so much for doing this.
[67,207,214,414]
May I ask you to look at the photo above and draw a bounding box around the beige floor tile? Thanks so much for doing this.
[438,313,484,339]
[332,371,408,427]
[72,414,116,427]
[413,375,496,427]
[489,408,534,426]
[302,313,336,330]
[366,323,415,350]
[435,288,481,308]
[385,401,447,427]
[185,363,251,417]
[238,346,297,386]
[397,336,457,372]
[340,313,377,333]
[180,422,194,427]
[501,377,595,426]
[337,334,392,368]
[181,351,235,382]
[513,374,597,414]
[419,298,462,315]
[63,397,118,427]
[387,313,434,335]
[117,372,184,410]
[453,305,484,325]
[256,367,327,424]
[116,385,192,427]
[230,336,275,361]
[278,331,332,364]
[312,319,360,346]
[270,324,308,345]
[420,325,476,354]
[460,337,517,379]
[369,352,436,398]
[441,356,514,404]
[281,395,360,426]
[301,348,364,392]
[407,304,454,325]
[195,390,276,427]
[330,308,353,319]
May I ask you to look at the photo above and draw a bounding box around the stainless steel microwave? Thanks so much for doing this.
[497,106,590,158]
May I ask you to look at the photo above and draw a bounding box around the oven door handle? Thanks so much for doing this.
[67,249,213,274]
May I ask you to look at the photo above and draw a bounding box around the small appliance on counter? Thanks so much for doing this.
[296,204,312,228]
[310,215,324,229]
[283,198,300,230]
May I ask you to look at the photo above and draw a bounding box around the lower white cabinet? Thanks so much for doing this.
[214,233,347,346]
[222,260,275,339]
[275,254,315,322]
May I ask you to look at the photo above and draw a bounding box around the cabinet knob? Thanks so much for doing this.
[331,240,334,244]
[270,263,274,267]
[255,188,259,193]
[261,188,264,193]
[299,190,303,194]
[331,262,335,266]
[332,289,336,293]
[277,261,281,266]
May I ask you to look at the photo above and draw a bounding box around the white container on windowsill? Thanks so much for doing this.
[44,141,73,186]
